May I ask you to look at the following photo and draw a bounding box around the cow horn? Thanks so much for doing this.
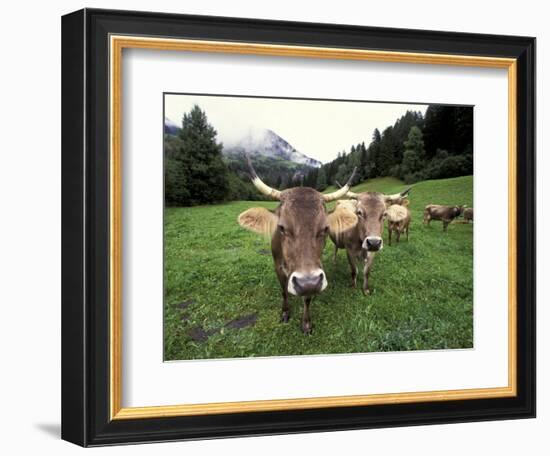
[384,187,412,201]
[246,154,282,200]
[334,179,359,199]
[323,167,357,202]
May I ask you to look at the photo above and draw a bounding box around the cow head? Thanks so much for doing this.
[238,157,357,297]
[448,205,466,218]
[383,187,412,207]
[345,187,411,253]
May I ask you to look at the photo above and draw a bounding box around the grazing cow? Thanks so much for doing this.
[329,187,411,295]
[464,207,474,223]
[387,199,411,245]
[238,157,357,334]
[423,204,465,231]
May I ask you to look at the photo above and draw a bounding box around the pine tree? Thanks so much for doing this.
[453,107,474,155]
[377,126,398,176]
[166,105,229,206]
[350,146,362,183]
[400,126,426,182]
[165,155,190,205]
[367,129,382,178]
[423,105,466,158]
[334,163,349,186]
[359,142,368,175]
[316,167,328,191]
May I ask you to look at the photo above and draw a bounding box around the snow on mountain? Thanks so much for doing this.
[163,119,322,168]
[223,128,322,168]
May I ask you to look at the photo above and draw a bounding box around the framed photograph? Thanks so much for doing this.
[61,8,535,447]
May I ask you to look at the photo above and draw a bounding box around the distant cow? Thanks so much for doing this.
[464,207,474,223]
[329,187,411,295]
[238,157,357,334]
[387,200,411,245]
[423,204,465,231]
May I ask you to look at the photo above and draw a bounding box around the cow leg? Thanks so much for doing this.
[275,266,290,323]
[301,297,313,335]
[362,253,375,295]
[443,220,450,232]
[280,289,290,323]
[346,250,357,288]
[388,225,392,246]
[396,226,401,243]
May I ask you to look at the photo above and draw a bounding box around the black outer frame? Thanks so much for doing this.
[61,8,536,447]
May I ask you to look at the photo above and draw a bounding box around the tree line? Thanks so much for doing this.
[165,104,473,206]
[304,105,473,190]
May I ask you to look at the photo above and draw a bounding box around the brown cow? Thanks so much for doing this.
[238,158,357,334]
[329,188,411,295]
[423,204,465,231]
[464,207,474,223]
[387,199,411,245]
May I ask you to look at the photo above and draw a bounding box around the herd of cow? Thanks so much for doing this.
[238,158,472,335]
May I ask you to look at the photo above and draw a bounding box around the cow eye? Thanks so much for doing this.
[318,226,329,237]
[356,210,364,218]
[278,225,286,235]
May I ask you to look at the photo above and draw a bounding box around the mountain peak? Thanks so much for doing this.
[163,119,322,168]
[224,128,321,168]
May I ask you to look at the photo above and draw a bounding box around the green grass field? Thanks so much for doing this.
[164,175,473,360]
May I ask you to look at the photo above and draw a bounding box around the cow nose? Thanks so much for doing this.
[291,272,325,296]
[363,236,383,251]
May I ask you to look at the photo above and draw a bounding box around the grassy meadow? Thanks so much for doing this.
[164,175,473,361]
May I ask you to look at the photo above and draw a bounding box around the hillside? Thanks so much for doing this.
[323,175,473,213]
[328,175,472,203]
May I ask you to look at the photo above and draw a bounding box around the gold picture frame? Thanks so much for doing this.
[110,36,517,421]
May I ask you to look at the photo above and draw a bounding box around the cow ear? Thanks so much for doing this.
[328,206,358,235]
[238,207,278,236]
[401,199,410,207]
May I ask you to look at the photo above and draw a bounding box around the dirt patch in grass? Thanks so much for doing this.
[225,314,258,330]
[187,326,218,343]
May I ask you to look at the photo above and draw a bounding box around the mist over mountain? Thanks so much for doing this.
[223,128,322,168]
[164,118,321,169]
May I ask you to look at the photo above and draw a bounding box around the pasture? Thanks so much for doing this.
[164,175,473,360]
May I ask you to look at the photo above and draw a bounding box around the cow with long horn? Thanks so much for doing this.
[238,156,357,334]
[330,187,411,294]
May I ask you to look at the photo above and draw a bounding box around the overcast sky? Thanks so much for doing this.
[165,94,428,164]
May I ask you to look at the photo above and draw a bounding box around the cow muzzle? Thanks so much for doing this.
[362,236,383,252]
[288,269,327,296]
